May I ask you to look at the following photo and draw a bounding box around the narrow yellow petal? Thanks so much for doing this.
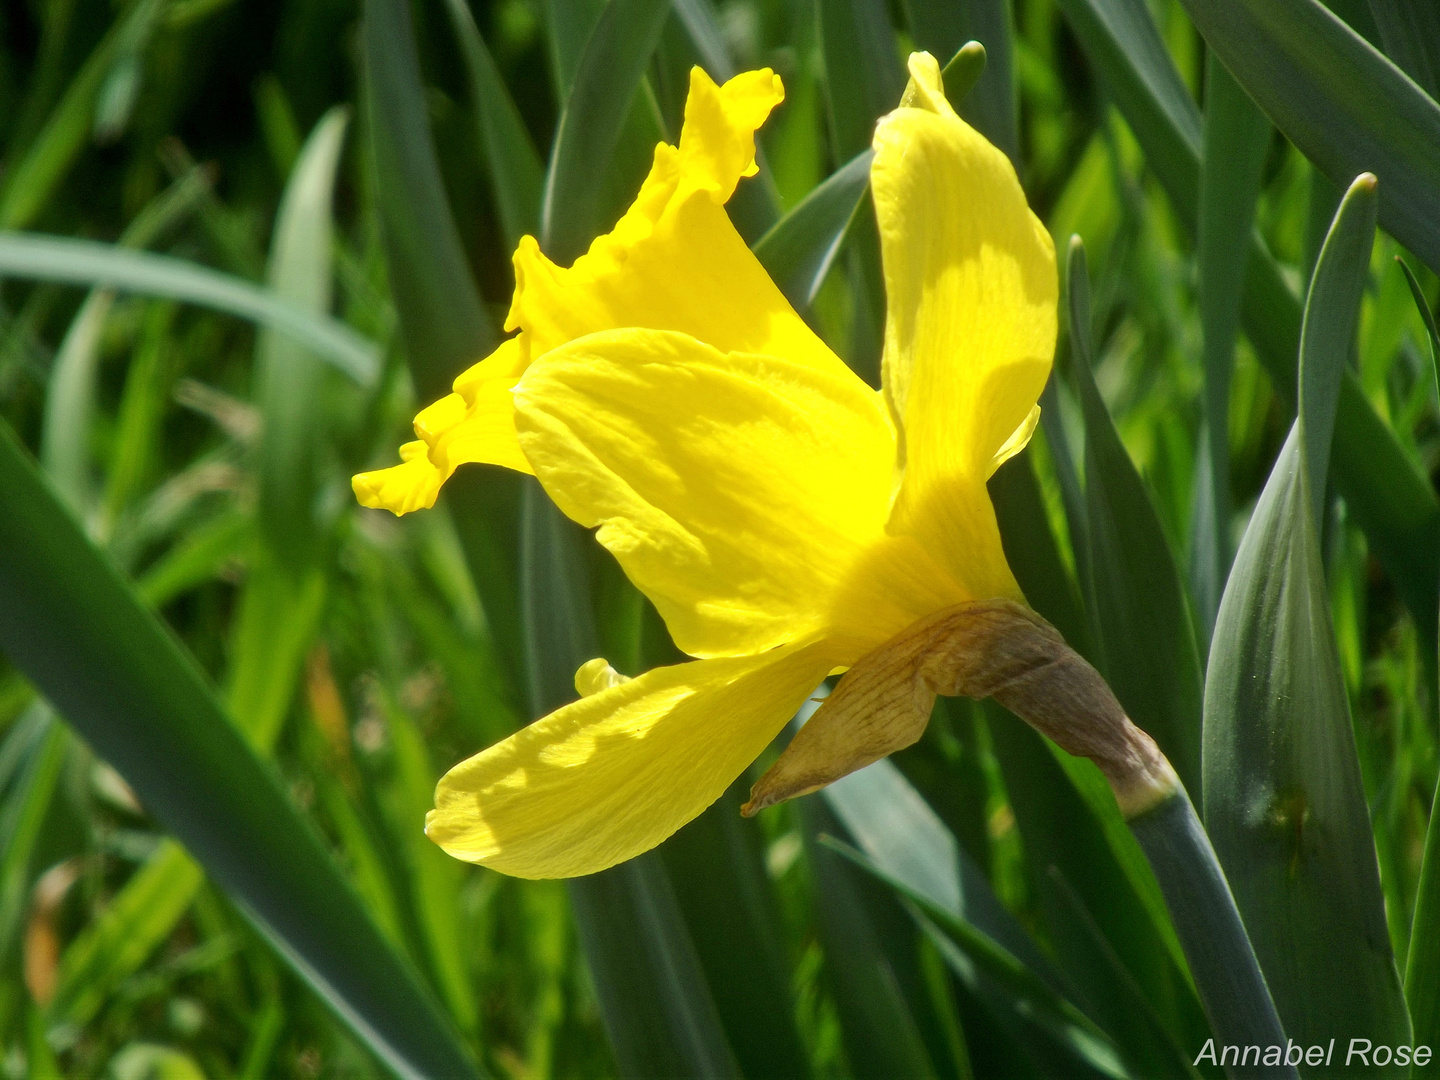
[515,328,957,659]
[426,643,835,878]
[872,51,1058,599]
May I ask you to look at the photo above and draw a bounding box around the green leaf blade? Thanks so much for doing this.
[1174,0,1440,279]
[0,423,484,1080]
[1202,179,1410,1062]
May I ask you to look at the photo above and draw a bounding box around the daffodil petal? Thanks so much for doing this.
[353,441,445,515]
[426,643,834,878]
[872,51,1057,597]
[505,69,845,376]
[514,328,936,658]
[353,68,840,517]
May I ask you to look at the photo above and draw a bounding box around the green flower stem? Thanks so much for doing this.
[1128,790,1296,1079]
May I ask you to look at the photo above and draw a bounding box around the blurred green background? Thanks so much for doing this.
[0,0,1438,1076]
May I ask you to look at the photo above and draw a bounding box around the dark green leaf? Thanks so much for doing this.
[1191,54,1270,641]
[1368,0,1440,98]
[442,0,545,252]
[1397,256,1440,392]
[987,711,1211,1062]
[751,149,873,313]
[910,3,1017,159]
[1067,238,1205,798]
[363,0,494,400]
[0,0,167,230]
[1173,0,1440,281]
[823,836,1134,1080]
[0,421,483,1080]
[797,797,943,1080]
[540,0,673,265]
[1202,177,1411,1063]
[1055,0,1440,643]
[661,781,813,1080]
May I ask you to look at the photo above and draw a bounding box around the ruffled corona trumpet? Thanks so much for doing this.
[354,52,1178,879]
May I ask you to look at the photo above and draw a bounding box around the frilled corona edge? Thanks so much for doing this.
[745,598,1180,820]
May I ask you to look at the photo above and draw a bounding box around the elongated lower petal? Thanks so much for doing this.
[872,51,1056,598]
[426,643,834,878]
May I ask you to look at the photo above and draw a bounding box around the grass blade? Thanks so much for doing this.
[0,0,168,230]
[1368,0,1440,97]
[47,842,205,1034]
[363,0,495,399]
[816,0,900,382]
[823,836,1135,1080]
[0,421,483,1080]
[1067,238,1205,798]
[540,0,673,264]
[1174,0,1440,279]
[798,798,943,1079]
[751,149,873,313]
[0,233,378,384]
[0,709,67,965]
[442,0,545,252]
[254,106,349,563]
[1055,0,1440,659]
[660,782,813,1080]
[39,167,210,515]
[1191,54,1270,642]
[1203,176,1412,1059]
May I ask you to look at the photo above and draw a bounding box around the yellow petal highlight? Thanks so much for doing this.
[426,643,834,878]
[354,66,838,516]
[352,340,532,515]
[515,328,960,659]
[504,67,844,375]
[872,51,1057,598]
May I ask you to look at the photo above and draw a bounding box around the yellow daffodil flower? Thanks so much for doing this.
[354,52,1074,879]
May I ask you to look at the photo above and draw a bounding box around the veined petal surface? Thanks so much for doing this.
[514,329,965,659]
[354,66,843,515]
[426,643,835,878]
[872,51,1057,599]
[506,67,841,374]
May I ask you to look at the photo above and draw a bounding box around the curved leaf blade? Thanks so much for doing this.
[1191,54,1270,641]
[0,422,483,1080]
[0,233,378,384]
[442,0,545,252]
[1066,239,1205,798]
[364,0,495,398]
[540,0,673,264]
[1054,0,1440,652]
[1174,0,1440,280]
[751,148,873,313]
[1202,177,1411,1061]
